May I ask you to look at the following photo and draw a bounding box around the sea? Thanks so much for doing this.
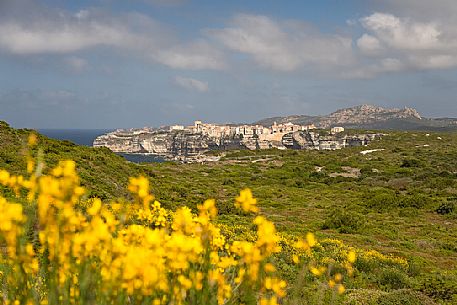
[38,129,164,163]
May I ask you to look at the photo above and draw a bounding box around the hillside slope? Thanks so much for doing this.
[0,121,143,199]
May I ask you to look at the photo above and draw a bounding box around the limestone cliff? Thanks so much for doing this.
[93,127,381,161]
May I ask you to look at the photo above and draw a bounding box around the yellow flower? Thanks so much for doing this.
[128,176,154,209]
[28,133,37,146]
[198,199,217,219]
[337,284,346,294]
[306,232,316,247]
[309,266,326,276]
[292,254,299,264]
[26,159,35,174]
[0,170,11,185]
[264,263,276,273]
[235,188,258,213]
[87,198,102,216]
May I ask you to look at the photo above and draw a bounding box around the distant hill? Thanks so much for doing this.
[255,104,457,131]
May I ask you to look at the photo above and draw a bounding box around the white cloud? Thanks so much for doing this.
[205,12,457,78]
[0,17,134,54]
[2,1,457,79]
[156,41,226,70]
[0,5,225,70]
[207,14,354,72]
[356,34,382,54]
[410,54,457,70]
[174,76,209,92]
[353,12,457,76]
[360,13,441,50]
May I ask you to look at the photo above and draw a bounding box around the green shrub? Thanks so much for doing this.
[322,207,365,234]
[344,289,384,305]
[400,159,422,168]
[399,194,428,208]
[418,272,457,302]
[366,190,429,211]
[366,190,398,210]
[377,289,437,305]
[344,289,436,305]
[436,200,455,215]
[377,268,410,290]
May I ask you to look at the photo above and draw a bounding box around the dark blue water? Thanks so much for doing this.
[38,129,164,163]
[39,129,112,146]
[117,153,165,163]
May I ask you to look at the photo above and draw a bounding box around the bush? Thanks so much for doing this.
[344,289,436,305]
[366,190,398,211]
[436,200,455,215]
[377,289,436,305]
[418,272,457,302]
[354,251,409,275]
[344,289,385,305]
[377,268,410,290]
[400,159,422,168]
[322,207,365,234]
[366,190,429,211]
[399,194,428,209]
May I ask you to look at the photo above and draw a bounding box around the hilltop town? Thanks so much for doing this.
[93,120,381,161]
[92,104,457,162]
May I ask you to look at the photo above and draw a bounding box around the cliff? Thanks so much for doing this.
[93,126,381,161]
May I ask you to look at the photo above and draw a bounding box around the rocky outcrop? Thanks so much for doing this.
[94,130,247,159]
[281,131,377,150]
[94,127,382,161]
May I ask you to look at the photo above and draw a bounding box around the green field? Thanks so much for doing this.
[1,121,456,304]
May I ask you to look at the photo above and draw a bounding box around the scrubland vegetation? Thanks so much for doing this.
[0,121,456,304]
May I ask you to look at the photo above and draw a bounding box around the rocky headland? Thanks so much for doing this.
[94,112,383,162]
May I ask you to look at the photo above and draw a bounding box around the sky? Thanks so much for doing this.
[0,0,457,128]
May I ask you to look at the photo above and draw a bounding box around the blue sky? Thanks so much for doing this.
[1,0,456,128]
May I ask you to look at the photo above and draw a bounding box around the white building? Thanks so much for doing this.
[170,125,184,131]
[331,126,345,134]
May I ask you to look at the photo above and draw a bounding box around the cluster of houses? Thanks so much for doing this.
[169,120,344,141]
[94,119,380,163]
